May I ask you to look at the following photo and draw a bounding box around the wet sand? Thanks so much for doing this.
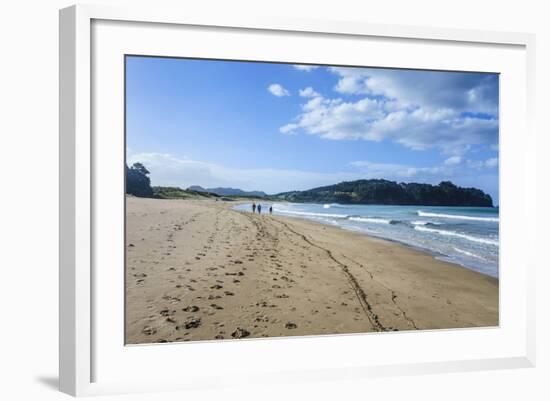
[125,197,498,344]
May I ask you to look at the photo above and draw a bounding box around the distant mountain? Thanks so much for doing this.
[274,179,493,207]
[187,186,267,198]
[187,185,207,192]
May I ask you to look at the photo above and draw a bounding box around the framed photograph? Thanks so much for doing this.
[59,4,536,396]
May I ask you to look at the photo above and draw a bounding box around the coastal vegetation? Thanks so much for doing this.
[127,162,493,207]
[274,179,493,207]
[153,186,220,200]
[188,186,267,198]
[126,163,153,198]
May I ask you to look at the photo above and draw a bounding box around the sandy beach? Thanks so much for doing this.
[125,197,498,344]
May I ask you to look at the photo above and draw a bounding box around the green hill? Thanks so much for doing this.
[152,186,220,200]
[273,179,493,207]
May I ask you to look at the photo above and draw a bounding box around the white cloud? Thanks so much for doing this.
[128,152,365,194]
[466,157,499,169]
[280,123,299,135]
[328,67,499,116]
[349,158,498,193]
[268,83,290,97]
[280,91,498,154]
[485,157,499,168]
[299,87,320,98]
[444,156,462,166]
[272,67,498,155]
[293,65,319,72]
[350,160,447,179]
[466,159,484,169]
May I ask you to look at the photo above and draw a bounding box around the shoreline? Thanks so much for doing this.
[246,209,498,284]
[126,197,498,344]
[233,201,499,279]
[291,217,499,280]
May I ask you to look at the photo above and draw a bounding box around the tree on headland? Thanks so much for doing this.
[126,162,153,197]
[274,179,493,207]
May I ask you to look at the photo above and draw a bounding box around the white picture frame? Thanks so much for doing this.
[59,3,536,397]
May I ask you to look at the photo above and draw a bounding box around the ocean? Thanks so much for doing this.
[234,202,499,278]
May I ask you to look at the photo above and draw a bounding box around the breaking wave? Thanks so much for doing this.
[417,210,499,223]
[414,225,499,246]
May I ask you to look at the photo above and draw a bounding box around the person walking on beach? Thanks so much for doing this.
[269,206,273,215]
[252,202,256,213]
[257,204,262,214]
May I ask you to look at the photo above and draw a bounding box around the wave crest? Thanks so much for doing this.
[414,225,499,246]
[453,247,487,260]
[273,209,349,219]
[348,216,393,224]
[417,210,498,222]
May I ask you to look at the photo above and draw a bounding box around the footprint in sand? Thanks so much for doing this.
[182,305,200,312]
[141,326,157,335]
[231,327,251,338]
[161,295,181,304]
[285,322,297,329]
[177,317,201,330]
[210,304,224,310]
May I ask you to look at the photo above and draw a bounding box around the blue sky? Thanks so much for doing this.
[126,56,499,204]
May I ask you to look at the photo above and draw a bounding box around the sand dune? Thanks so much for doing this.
[125,197,498,344]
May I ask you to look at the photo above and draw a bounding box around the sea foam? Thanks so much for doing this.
[414,225,499,246]
[274,208,349,219]
[417,210,499,222]
[348,216,393,224]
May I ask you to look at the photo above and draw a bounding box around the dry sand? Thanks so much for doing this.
[125,197,498,344]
